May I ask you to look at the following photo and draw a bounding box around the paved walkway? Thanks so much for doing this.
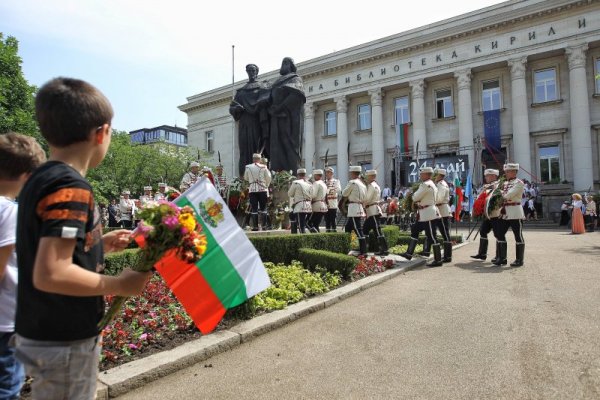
[118,230,600,399]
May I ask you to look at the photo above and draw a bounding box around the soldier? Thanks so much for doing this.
[342,165,367,255]
[308,169,328,233]
[180,161,200,192]
[471,169,502,261]
[493,163,525,267]
[363,170,388,256]
[107,198,120,228]
[244,153,272,231]
[119,190,136,229]
[400,166,443,267]
[433,168,453,263]
[139,186,154,207]
[214,163,229,199]
[288,168,313,234]
[154,182,167,201]
[324,166,341,232]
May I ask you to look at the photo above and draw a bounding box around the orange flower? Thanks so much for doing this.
[178,213,196,232]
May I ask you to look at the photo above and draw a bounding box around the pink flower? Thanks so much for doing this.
[129,343,138,350]
[162,215,179,229]
[140,333,148,341]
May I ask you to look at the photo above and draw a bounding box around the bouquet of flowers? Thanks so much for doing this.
[486,177,506,217]
[165,187,181,201]
[402,182,421,213]
[98,201,208,329]
[473,191,488,217]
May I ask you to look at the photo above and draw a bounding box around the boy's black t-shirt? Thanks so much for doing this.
[16,161,104,341]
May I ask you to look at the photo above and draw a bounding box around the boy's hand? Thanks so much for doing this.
[117,268,152,296]
[103,230,131,253]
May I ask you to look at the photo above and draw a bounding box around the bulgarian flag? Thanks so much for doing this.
[396,123,409,154]
[154,177,270,334]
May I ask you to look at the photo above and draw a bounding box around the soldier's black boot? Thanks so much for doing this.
[492,241,507,266]
[426,243,443,267]
[510,243,525,267]
[400,238,418,260]
[251,214,259,231]
[470,238,488,260]
[490,242,500,264]
[358,237,367,255]
[290,219,298,234]
[375,236,389,256]
[443,241,453,263]
[417,239,431,257]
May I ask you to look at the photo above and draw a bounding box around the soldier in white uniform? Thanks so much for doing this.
[362,170,388,256]
[342,165,367,255]
[139,186,154,207]
[308,169,327,233]
[493,163,526,267]
[433,168,453,263]
[119,190,136,229]
[244,153,272,231]
[324,166,341,232]
[214,163,229,199]
[154,183,167,201]
[288,168,313,234]
[180,161,200,192]
[471,169,502,262]
[400,166,443,267]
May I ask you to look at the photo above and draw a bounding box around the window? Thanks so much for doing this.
[435,89,454,118]
[534,68,558,103]
[482,80,501,111]
[205,130,214,153]
[357,104,371,130]
[539,145,560,183]
[596,59,600,94]
[394,96,410,125]
[325,111,337,136]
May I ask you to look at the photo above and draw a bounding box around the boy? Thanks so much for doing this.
[0,133,46,400]
[14,77,151,399]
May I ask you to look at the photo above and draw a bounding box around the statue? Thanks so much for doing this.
[267,57,306,172]
[229,64,271,176]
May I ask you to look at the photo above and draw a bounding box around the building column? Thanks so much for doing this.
[303,103,316,173]
[335,95,349,185]
[409,79,427,159]
[454,69,475,170]
[508,57,532,179]
[369,88,385,187]
[566,44,593,191]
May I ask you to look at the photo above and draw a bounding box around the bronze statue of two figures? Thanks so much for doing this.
[229,57,306,176]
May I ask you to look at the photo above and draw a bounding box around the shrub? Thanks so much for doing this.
[367,225,402,251]
[249,233,351,264]
[104,249,142,276]
[297,248,358,279]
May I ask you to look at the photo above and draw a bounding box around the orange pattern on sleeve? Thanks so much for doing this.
[36,188,92,218]
[40,209,88,222]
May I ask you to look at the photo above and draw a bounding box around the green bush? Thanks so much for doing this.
[367,225,402,251]
[297,248,358,279]
[395,235,462,245]
[249,233,351,264]
[104,249,141,276]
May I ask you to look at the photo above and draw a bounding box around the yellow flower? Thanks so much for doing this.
[194,235,208,256]
[178,213,196,231]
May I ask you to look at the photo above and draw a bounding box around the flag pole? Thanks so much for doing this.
[231,45,236,177]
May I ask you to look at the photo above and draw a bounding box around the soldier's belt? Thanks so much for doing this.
[366,203,378,207]
[416,204,431,210]
[504,202,520,206]
[436,203,448,206]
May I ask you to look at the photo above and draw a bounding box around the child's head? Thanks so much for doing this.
[0,132,46,181]
[35,77,113,165]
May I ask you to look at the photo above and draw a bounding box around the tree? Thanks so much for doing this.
[87,131,211,204]
[0,33,45,147]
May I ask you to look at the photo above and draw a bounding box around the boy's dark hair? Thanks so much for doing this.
[35,77,114,147]
[0,132,47,179]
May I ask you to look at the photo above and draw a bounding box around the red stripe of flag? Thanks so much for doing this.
[402,123,409,154]
[154,251,226,334]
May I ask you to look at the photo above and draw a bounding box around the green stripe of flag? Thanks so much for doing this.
[176,196,248,308]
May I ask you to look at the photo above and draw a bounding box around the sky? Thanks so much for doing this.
[1,0,505,132]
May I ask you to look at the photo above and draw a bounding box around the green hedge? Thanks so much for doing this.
[249,233,351,264]
[297,248,358,279]
[104,249,142,276]
[367,225,403,251]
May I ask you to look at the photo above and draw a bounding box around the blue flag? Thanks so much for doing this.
[483,109,501,152]
[465,171,473,214]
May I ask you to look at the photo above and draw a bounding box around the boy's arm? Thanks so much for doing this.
[33,237,150,297]
[0,244,13,281]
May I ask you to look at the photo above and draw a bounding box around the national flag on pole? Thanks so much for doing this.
[396,123,409,154]
[453,175,463,222]
[483,109,501,153]
[154,177,270,334]
[465,171,473,215]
